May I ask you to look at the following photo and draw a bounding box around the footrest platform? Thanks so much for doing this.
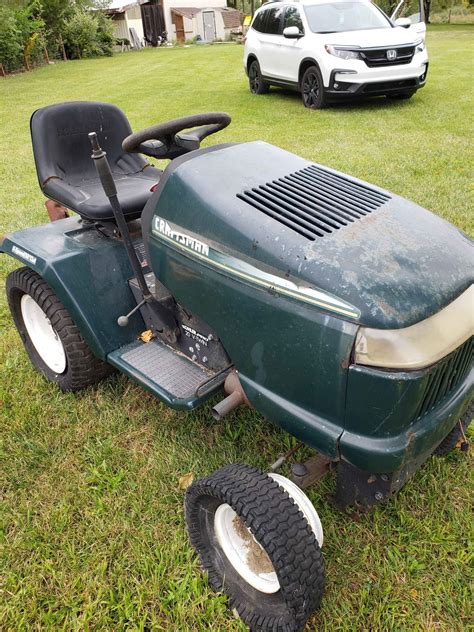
[108,339,226,410]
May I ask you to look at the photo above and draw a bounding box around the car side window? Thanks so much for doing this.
[264,6,286,35]
[284,6,304,32]
[252,10,266,32]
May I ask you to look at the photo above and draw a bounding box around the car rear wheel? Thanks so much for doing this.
[248,60,269,95]
[301,65,326,109]
[185,463,325,631]
[7,267,114,391]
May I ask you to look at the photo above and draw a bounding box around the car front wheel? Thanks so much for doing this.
[301,65,326,109]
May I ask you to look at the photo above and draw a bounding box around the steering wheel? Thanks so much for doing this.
[122,112,231,160]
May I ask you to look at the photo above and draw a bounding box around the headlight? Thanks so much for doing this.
[354,285,473,370]
[325,45,360,61]
[415,39,425,53]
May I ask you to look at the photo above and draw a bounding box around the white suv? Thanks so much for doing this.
[244,0,428,108]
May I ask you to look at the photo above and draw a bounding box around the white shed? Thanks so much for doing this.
[170,6,242,42]
[104,0,241,46]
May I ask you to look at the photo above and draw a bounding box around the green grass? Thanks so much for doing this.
[1,26,473,631]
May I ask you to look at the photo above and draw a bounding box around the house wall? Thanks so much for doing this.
[163,0,226,40]
[125,4,145,44]
[195,10,226,40]
[111,14,129,41]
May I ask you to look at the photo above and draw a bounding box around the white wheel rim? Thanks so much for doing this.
[20,294,67,374]
[214,503,280,594]
[269,473,324,547]
[214,474,324,595]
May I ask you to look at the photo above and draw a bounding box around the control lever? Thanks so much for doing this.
[88,132,179,343]
[118,299,146,327]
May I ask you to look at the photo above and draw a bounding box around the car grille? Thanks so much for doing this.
[360,45,415,68]
[363,78,418,93]
[414,337,473,420]
[237,165,391,241]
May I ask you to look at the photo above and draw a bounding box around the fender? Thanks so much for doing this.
[298,57,327,88]
[1,217,144,359]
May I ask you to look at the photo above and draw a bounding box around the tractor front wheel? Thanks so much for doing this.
[185,463,325,631]
[434,403,472,456]
[6,267,114,392]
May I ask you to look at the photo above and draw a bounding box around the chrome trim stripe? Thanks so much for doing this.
[151,220,360,319]
[355,284,474,370]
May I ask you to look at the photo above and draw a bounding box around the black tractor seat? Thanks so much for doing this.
[31,101,162,222]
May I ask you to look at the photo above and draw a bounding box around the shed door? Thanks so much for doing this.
[173,13,185,42]
[203,11,216,41]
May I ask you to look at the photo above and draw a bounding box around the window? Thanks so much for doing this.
[284,6,304,32]
[252,10,266,32]
[304,2,391,33]
[264,6,285,34]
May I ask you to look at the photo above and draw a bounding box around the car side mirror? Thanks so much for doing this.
[394,17,411,27]
[283,26,302,39]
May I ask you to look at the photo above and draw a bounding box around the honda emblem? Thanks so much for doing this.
[387,49,397,61]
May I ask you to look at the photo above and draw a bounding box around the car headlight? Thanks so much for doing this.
[325,45,360,61]
[415,39,425,53]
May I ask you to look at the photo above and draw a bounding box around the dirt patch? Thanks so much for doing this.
[232,515,274,575]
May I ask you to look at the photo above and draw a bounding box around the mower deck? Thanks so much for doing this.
[108,339,226,410]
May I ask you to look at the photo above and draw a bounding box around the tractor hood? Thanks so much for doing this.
[143,142,473,329]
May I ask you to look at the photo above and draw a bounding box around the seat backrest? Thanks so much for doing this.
[31,101,149,188]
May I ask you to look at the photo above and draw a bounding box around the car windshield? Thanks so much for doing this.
[304,1,391,33]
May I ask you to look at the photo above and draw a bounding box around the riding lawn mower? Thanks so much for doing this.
[1,102,472,631]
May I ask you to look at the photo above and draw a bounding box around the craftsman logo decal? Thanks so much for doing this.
[152,216,360,319]
[386,49,397,61]
[153,217,209,256]
[12,246,37,265]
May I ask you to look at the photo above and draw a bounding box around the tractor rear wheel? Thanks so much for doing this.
[6,267,114,392]
[185,463,325,631]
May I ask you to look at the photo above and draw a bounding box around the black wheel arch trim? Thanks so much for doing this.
[298,57,323,88]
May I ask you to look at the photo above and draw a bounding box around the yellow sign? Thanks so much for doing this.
[243,15,252,26]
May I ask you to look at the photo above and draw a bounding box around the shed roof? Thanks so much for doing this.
[170,6,242,26]
[220,7,242,28]
[170,6,202,19]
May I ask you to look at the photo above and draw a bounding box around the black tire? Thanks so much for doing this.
[434,402,472,456]
[301,65,326,109]
[386,91,416,100]
[185,463,325,632]
[6,267,114,392]
[248,59,269,95]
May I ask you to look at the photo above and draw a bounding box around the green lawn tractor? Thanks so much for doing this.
[2,101,472,631]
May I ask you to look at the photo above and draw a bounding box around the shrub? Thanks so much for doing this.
[63,9,115,59]
[63,10,99,58]
[95,11,115,56]
[0,2,45,73]
[0,7,23,72]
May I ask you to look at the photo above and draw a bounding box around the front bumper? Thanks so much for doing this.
[340,337,473,473]
[325,62,429,98]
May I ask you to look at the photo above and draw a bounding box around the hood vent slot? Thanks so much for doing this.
[237,165,391,241]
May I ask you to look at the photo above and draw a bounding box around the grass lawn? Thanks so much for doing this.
[1,25,473,631]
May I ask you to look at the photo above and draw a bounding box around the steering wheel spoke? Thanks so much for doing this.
[122,112,231,160]
[138,140,169,159]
